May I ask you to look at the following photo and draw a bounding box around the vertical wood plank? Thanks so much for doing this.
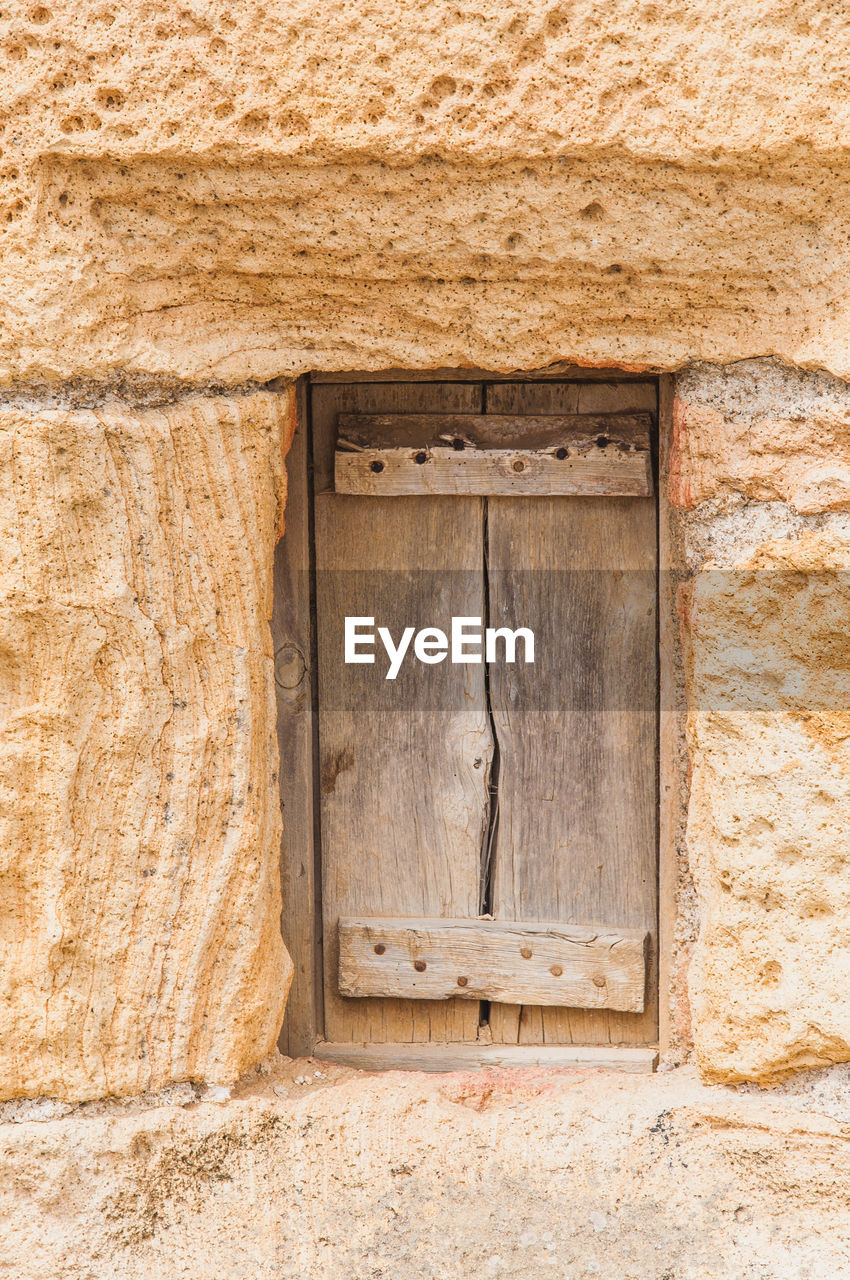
[312,381,490,1044]
[275,379,321,1056]
[485,381,658,1047]
[657,373,679,1058]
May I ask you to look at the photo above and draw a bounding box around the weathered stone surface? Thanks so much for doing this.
[0,389,294,1101]
[671,361,850,511]
[0,1059,847,1279]
[669,360,850,1079]
[1,0,850,1120]
[2,6,850,379]
[685,527,850,1082]
[6,0,850,163]
[22,151,850,385]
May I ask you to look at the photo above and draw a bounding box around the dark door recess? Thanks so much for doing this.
[275,373,659,1071]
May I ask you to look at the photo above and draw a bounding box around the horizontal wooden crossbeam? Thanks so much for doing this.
[334,412,653,496]
[314,1042,658,1073]
[338,917,648,1012]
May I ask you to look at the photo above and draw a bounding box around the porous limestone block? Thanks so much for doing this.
[25,152,850,384]
[4,6,850,378]
[670,360,850,511]
[0,390,295,1101]
[685,529,850,1082]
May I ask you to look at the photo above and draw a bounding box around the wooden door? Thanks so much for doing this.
[297,375,658,1059]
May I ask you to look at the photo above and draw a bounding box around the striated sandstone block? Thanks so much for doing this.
[685,529,850,1082]
[0,389,294,1101]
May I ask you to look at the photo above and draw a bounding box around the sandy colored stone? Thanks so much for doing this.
[0,0,849,1113]
[685,528,850,1082]
[0,389,295,1101]
[671,361,850,511]
[665,361,850,1077]
[0,1060,847,1278]
[1,5,850,379]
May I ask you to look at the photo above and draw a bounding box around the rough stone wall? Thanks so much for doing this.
[2,3,850,382]
[0,0,849,1104]
[2,1058,850,1280]
[672,361,850,1082]
[7,357,845,1100]
[2,4,850,1273]
[0,388,294,1100]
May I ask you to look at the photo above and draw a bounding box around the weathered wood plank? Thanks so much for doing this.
[305,375,659,1054]
[481,380,657,416]
[337,412,652,449]
[485,380,659,1049]
[312,380,490,1046]
[334,412,653,497]
[657,372,679,1059]
[338,918,648,1011]
[313,1041,658,1073]
[336,446,652,497]
[275,379,321,1057]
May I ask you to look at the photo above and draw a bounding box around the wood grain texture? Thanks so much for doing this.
[335,452,653,498]
[485,380,658,1048]
[480,381,657,416]
[338,917,648,1010]
[310,371,660,387]
[312,380,490,1044]
[335,411,652,496]
[275,381,321,1056]
[313,1041,658,1072]
[657,373,679,1058]
[337,412,652,449]
[304,376,660,1054]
